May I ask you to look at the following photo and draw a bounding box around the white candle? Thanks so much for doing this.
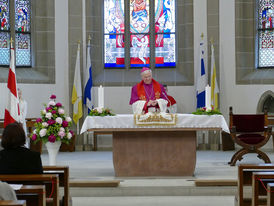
[98,85,104,108]
[205,85,211,110]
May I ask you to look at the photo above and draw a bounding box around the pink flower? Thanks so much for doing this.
[58,131,65,138]
[62,121,68,127]
[56,102,62,107]
[65,116,72,122]
[42,122,49,127]
[46,107,51,112]
[58,108,65,114]
[39,129,47,137]
[67,132,72,139]
[51,110,57,114]
[45,113,52,119]
[32,134,37,141]
[50,95,56,100]
[56,117,63,124]
[48,101,56,106]
[36,118,42,123]
[47,119,55,125]
[48,134,56,143]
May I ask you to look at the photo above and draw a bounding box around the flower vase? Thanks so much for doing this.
[45,141,61,166]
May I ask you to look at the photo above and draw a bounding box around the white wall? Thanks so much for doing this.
[2,0,272,123]
[0,0,69,119]
[219,0,274,120]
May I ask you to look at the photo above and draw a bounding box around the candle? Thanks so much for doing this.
[98,85,104,108]
[205,85,211,110]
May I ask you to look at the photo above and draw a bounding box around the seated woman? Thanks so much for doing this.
[0,122,43,174]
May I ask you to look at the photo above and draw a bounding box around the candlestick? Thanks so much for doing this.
[98,85,104,108]
[205,85,211,110]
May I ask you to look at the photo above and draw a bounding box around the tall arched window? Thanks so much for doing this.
[104,0,176,69]
[0,0,31,67]
[257,0,274,68]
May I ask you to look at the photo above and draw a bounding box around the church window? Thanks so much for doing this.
[0,0,31,66]
[104,0,176,69]
[258,0,274,68]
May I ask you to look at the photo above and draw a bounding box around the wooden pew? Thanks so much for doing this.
[43,166,70,206]
[15,185,46,206]
[267,183,274,206]
[252,172,274,206]
[0,200,26,206]
[0,174,59,206]
[238,164,274,206]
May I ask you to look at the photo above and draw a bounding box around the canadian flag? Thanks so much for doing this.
[4,43,20,127]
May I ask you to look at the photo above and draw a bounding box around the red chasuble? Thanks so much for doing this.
[136,79,162,101]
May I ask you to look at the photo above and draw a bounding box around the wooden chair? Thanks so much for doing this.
[237,164,274,206]
[42,166,70,206]
[229,107,272,166]
[267,183,274,206]
[0,200,26,206]
[15,185,46,206]
[252,172,274,206]
[0,174,59,206]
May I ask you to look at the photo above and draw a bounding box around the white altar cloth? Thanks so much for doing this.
[80,114,229,134]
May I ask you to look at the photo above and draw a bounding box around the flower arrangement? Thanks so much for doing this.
[192,107,222,115]
[30,94,73,144]
[88,107,115,116]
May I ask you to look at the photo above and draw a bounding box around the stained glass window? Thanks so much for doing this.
[104,0,176,68]
[258,0,274,68]
[0,0,9,65]
[155,0,176,67]
[0,0,31,66]
[0,32,10,65]
[0,0,9,31]
[104,0,125,68]
[15,0,31,66]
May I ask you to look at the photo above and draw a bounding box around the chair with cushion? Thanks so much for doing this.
[228,107,272,166]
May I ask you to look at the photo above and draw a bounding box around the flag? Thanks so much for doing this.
[72,43,83,124]
[210,44,219,109]
[83,38,93,112]
[196,38,207,108]
[4,42,20,127]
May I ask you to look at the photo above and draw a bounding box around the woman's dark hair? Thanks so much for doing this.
[1,122,26,149]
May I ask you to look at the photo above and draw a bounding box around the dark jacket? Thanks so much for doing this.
[0,147,43,174]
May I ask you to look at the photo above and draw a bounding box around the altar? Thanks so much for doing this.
[80,114,229,177]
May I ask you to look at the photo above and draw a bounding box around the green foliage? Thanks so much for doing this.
[88,107,115,116]
[192,107,222,115]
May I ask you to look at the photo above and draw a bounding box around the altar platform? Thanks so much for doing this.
[40,149,274,206]
[80,114,230,177]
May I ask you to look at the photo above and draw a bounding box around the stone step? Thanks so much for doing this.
[72,196,235,206]
[69,179,237,197]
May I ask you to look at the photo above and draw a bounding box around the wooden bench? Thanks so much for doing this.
[43,166,70,206]
[0,174,59,206]
[252,172,274,206]
[15,185,46,206]
[0,200,26,206]
[267,183,274,206]
[238,164,274,206]
[93,131,112,151]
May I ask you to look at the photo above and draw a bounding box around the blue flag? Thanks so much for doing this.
[196,39,207,108]
[84,42,93,113]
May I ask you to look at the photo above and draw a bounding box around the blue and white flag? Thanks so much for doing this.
[83,39,93,112]
[196,38,207,108]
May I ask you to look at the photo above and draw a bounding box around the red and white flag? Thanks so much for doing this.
[4,43,20,127]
